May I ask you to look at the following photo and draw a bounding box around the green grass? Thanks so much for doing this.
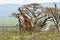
[0,17,60,40]
[0,17,19,29]
[0,17,18,26]
[0,17,56,30]
[0,29,60,40]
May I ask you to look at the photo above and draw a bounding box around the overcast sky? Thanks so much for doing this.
[0,0,60,4]
[0,0,60,17]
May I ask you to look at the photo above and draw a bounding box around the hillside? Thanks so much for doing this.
[0,17,18,29]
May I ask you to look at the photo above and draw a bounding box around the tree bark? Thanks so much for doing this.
[18,17,22,34]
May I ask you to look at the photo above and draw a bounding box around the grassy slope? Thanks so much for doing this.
[0,17,57,29]
[0,17,19,29]
[0,17,54,26]
[0,17,18,26]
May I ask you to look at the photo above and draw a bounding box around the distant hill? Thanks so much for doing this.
[0,17,18,26]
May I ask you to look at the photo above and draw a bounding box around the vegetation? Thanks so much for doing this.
[0,3,60,40]
[0,29,60,40]
[0,17,60,40]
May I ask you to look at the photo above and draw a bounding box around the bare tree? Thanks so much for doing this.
[42,3,59,33]
[52,3,59,33]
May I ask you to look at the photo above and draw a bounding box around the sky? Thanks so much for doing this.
[0,0,60,4]
[0,0,60,17]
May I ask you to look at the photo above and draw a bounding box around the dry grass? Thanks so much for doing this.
[0,29,60,40]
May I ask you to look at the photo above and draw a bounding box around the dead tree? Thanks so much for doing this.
[51,3,59,33]
[44,3,59,33]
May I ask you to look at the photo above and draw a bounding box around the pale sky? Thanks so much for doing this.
[0,0,60,4]
[0,0,60,17]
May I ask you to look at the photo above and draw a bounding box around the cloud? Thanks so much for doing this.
[0,0,60,4]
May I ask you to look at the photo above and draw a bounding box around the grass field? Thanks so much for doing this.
[0,17,55,29]
[0,17,18,26]
[0,17,19,29]
[0,29,60,40]
[0,17,60,40]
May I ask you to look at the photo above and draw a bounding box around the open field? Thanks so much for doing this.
[0,17,19,29]
[0,17,55,29]
[0,17,18,26]
[0,2,60,40]
[0,17,60,40]
[0,29,60,40]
